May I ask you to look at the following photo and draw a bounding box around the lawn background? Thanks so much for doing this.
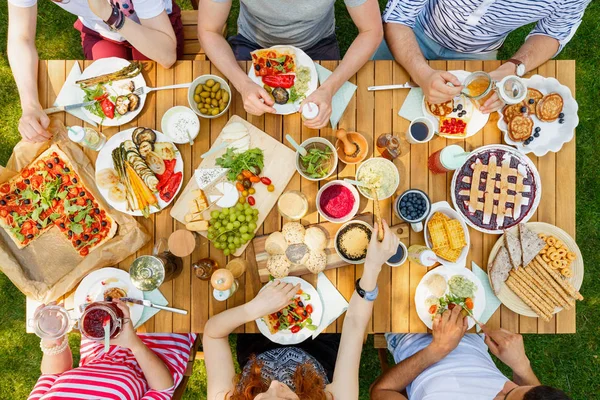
[0,1,599,399]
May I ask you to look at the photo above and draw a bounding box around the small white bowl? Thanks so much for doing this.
[295,137,338,182]
[188,74,231,119]
[334,220,373,265]
[316,180,360,223]
[355,157,400,200]
[160,106,200,144]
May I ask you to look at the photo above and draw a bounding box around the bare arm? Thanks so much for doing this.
[197,0,275,116]
[7,3,51,142]
[129,338,175,390]
[40,336,73,375]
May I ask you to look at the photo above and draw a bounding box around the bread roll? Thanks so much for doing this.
[305,250,327,274]
[265,231,287,255]
[282,222,305,245]
[267,254,291,278]
[304,227,327,252]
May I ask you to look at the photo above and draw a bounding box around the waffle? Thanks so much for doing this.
[508,115,534,142]
[536,93,563,122]
[430,211,449,223]
[435,246,462,263]
[428,220,450,249]
[426,100,453,117]
[525,88,544,114]
[444,219,467,249]
[502,103,524,123]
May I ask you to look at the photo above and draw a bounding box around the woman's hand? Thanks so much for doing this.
[19,105,51,143]
[247,280,300,319]
[364,220,400,272]
[110,300,142,351]
[239,78,276,116]
[88,0,113,21]
[300,87,333,129]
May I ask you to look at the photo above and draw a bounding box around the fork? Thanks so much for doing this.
[133,82,192,96]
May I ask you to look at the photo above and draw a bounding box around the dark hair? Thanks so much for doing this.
[523,386,571,400]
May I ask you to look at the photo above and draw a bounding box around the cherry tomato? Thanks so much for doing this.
[79,246,89,257]
[267,184,275,192]
[235,182,245,192]
[242,190,248,197]
[448,303,456,310]
[242,170,254,178]
[76,197,86,206]
[287,315,294,324]
[305,304,313,314]
[260,177,272,185]
[249,176,260,183]
[237,174,244,181]
[296,307,304,315]
[428,304,438,314]
[22,221,32,231]
[247,196,256,206]
[69,187,79,196]
[465,298,474,310]
[248,188,255,195]
[290,325,301,334]
[238,197,246,204]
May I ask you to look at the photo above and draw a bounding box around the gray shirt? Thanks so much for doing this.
[215,0,367,49]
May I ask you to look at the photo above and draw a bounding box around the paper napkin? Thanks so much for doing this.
[312,272,349,339]
[135,289,169,329]
[54,63,98,127]
[398,87,425,122]
[315,63,357,129]
[472,261,501,332]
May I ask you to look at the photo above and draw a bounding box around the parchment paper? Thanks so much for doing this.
[0,119,150,302]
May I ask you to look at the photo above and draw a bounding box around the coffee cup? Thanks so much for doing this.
[386,241,408,267]
[406,117,435,144]
[395,189,431,232]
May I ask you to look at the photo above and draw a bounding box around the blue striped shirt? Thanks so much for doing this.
[383,0,591,54]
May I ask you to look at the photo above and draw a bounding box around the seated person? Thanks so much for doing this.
[382,0,591,112]
[370,307,571,400]
[203,221,399,399]
[28,300,195,400]
[197,0,383,128]
[7,0,183,142]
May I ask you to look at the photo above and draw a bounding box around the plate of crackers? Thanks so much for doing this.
[422,70,490,139]
[487,222,583,321]
[498,75,578,157]
[424,201,470,267]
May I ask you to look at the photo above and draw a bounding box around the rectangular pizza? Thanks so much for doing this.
[0,145,117,256]
[251,47,296,77]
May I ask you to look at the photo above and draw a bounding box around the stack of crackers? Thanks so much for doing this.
[427,212,467,263]
[489,223,582,321]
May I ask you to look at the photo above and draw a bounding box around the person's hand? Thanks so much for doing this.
[429,305,468,358]
[482,325,531,373]
[300,86,333,129]
[88,0,113,21]
[248,280,300,318]
[364,220,400,272]
[19,105,51,143]
[110,300,142,351]
[418,69,463,105]
[478,64,519,113]
[238,78,276,116]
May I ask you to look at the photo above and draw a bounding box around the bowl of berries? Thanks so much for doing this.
[394,189,431,232]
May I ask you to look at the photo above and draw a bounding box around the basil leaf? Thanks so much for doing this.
[49,213,61,221]
[70,223,84,234]
[85,214,95,228]
[74,209,89,223]
[57,190,68,200]
[31,207,42,222]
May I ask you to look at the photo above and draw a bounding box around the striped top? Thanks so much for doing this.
[28,333,195,400]
[383,0,591,54]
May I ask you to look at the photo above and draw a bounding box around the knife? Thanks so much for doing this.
[367,82,419,91]
[120,297,188,315]
[43,100,97,114]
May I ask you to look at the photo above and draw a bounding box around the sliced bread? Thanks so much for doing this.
[504,231,522,270]
[489,246,513,295]
[519,223,546,267]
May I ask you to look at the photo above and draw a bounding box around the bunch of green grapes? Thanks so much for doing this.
[206,202,260,256]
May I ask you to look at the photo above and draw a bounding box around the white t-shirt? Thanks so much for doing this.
[391,334,509,400]
[8,0,172,42]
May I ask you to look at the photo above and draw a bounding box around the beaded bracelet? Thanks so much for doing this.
[40,337,69,356]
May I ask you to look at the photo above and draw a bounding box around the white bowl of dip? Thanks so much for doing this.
[355,157,400,200]
[161,106,200,144]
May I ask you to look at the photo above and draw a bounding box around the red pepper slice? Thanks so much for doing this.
[159,172,182,202]
[100,97,115,119]
[262,75,295,89]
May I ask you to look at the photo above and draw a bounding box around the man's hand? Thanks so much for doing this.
[364,220,400,273]
[248,280,300,319]
[238,79,276,116]
[418,68,463,105]
[479,63,517,113]
[19,105,51,142]
[429,305,468,358]
[482,326,531,374]
[300,86,333,129]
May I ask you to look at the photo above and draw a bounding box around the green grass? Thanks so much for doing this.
[0,1,599,399]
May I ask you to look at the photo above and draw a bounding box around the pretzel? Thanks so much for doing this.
[566,252,576,261]
[555,240,565,249]
[547,237,557,246]
[538,233,547,240]
[560,268,573,278]
[551,260,563,269]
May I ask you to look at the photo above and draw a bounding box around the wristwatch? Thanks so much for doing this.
[507,59,526,77]
[104,2,125,32]
[355,279,379,302]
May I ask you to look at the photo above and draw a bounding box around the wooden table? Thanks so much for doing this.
[37,59,576,334]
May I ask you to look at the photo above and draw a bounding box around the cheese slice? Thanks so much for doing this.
[215,182,239,208]
[185,212,204,223]
[186,220,209,232]
[194,167,228,190]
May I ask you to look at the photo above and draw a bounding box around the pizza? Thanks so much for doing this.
[251,47,296,77]
[263,290,315,335]
[0,145,117,256]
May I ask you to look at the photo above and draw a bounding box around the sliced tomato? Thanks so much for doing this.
[76,197,86,206]
[69,187,79,197]
[428,304,438,315]
[465,298,474,310]
[20,168,34,179]
[0,209,8,218]
[305,304,313,314]
[16,181,27,191]
[0,184,10,194]
[448,303,456,310]
[79,246,89,257]
[286,315,294,324]
[30,174,44,189]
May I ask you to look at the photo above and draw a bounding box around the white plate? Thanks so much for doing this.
[247,46,318,115]
[74,267,143,327]
[497,75,579,157]
[415,265,486,330]
[255,276,323,345]
[451,144,542,234]
[422,70,490,139]
[77,58,147,127]
[95,128,184,216]
[424,201,470,268]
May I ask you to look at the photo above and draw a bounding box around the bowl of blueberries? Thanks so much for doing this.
[395,189,431,232]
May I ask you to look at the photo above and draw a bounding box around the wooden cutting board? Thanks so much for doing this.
[170,115,297,256]
[252,217,410,282]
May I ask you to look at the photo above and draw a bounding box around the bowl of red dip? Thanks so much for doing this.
[317,180,360,223]
[79,301,124,341]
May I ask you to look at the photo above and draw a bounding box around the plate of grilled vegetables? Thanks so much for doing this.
[95,127,183,217]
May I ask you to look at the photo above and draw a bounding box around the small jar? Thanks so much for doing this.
[496,75,527,105]
[463,71,495,108]
[79,302,124,341]
[67,126,106,151]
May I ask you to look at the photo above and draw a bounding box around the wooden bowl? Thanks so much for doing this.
[335,132,368,164]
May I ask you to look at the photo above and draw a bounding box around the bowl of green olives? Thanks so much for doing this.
[188,74,231,119]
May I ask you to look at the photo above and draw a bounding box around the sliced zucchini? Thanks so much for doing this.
[137,141,153,158]
[128,93,140,112]
[115,95,130,115]
[131,127,146,145]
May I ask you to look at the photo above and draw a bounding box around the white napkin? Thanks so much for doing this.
[472,261,502,332]
[312,272,349,339]
[54,63,98,127]
[315,63,357,129]
[398,87,425,122]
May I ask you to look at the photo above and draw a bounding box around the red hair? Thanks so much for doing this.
[228,356,332,400]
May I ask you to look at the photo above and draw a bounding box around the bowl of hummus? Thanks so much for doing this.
[355,157,399,200]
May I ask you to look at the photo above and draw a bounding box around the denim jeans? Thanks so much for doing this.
[372,19,498,61]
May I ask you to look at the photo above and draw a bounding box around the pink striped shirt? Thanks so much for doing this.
[28,333,196,400]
